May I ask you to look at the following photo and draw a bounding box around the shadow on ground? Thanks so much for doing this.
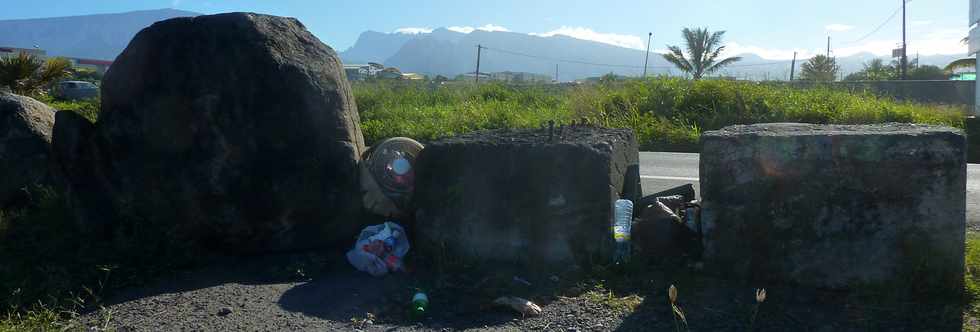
[90,252,970,331]
[609,265,967,332]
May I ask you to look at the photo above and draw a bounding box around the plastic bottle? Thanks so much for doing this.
[613,199,633,263]
[411,291,429,319]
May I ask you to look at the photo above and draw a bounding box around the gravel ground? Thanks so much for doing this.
[77,251,969,331]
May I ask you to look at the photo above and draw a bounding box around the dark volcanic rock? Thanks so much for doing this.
[700,123,965,294]
[0,92,55,205]
[413,126,641,268]
[68,13,365,251]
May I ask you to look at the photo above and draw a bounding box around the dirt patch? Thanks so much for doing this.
[75,251,969,331]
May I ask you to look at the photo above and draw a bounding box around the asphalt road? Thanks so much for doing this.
[638,152,980,228]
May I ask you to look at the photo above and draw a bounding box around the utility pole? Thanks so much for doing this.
[555,64,559,82]
[790,51,797,81]
[475,44,483,84]
[643,32,653,77]
[826,36,831,58]
[901,0,908,80]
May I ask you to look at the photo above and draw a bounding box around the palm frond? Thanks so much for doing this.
[706,30,726,53]
[705,56,742,74]
[662,46,692,72]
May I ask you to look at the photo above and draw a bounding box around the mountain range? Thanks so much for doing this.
[0,9,199,60]
[342,28,963,81]
[0,9,965,80]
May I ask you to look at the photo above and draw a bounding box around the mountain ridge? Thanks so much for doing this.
[0,8,200,60]
[341,28,964,80]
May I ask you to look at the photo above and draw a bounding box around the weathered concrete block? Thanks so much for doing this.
[700,123,965,293]
[413,126,641,268]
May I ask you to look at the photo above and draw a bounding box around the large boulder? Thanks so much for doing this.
[0,92,55,205]
[700,123,965,295]
[64,13,366,251]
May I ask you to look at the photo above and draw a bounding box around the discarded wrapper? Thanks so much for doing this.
[493,296,542,317]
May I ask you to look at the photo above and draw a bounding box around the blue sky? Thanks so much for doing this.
[1,0,970,59]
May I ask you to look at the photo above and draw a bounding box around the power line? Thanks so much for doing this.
[844,4,902,45]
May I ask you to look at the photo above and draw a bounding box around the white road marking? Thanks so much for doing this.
[640,175,700,182]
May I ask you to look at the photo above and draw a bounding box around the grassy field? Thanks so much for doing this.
[356,78,965,151]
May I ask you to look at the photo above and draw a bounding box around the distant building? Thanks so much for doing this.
[343,63,387,80]
[344,64,367,81]
[401,73,425,80]
[0,46,47,59]
[377,67,403,79]
[0,47,113,75]
[67,58,113,75]
[951,72,977,81]
[460,71,492,81]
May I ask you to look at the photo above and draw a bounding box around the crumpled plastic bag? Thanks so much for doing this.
[346,222,410,276]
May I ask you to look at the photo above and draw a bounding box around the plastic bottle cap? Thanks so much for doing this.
[392,158,411,175]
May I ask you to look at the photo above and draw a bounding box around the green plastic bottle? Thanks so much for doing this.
[411,291,429,319]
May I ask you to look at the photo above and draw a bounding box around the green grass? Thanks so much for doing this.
[0,185,191,331]
[965,233,980,332]
[34,94,100,123]
[27,79,964,152]
[354,78,965,151]
[580,283,645,314]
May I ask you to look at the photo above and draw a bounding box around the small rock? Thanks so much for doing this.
[217,307,233,316]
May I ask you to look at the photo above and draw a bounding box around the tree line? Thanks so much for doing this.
[659,27,965,82]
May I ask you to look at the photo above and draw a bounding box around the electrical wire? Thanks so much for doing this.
[843,4,902,45]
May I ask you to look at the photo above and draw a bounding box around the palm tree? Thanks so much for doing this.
[662,28,741,80]
[799,55,840,81]
[0,53,71,96]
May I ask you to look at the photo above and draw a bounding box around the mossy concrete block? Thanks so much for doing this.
[413,126,641,268]
[700,123,966,292]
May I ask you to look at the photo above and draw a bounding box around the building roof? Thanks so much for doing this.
[74,58,113,66]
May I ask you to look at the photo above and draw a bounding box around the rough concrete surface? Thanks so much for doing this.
[413,126,641,269]
[700,123,966,293]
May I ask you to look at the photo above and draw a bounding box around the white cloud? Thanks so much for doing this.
[446,24,510,34]
[477,24,510,32]
[825,24,855,32]
[530,26,646,50]
[393,27,433,34]
[447,26,475,33]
